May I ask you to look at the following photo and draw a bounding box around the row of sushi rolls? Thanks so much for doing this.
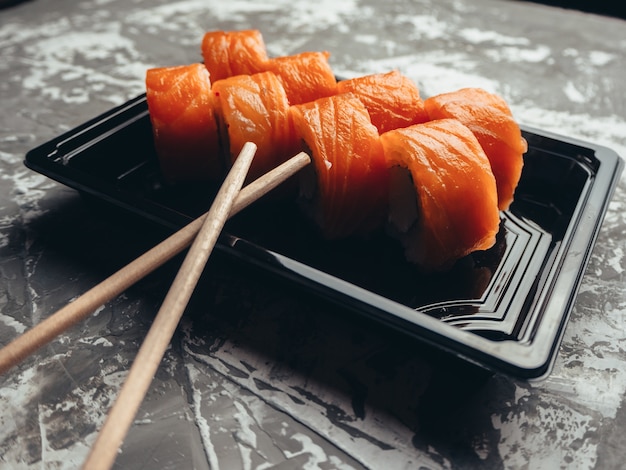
[145,29,528,272]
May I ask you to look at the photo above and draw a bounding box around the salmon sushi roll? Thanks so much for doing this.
[380,119,500,271]
[289,93,388,239]
[424,88,527,210]
[266,51,338,105]
[145,63,223,182]
[211,71,300,185]
[201,29,269,82]
[337,70,429,133]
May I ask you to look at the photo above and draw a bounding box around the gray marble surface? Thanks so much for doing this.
[1,0,625,468]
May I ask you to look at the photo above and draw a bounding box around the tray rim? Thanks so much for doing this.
[23,96,625,379]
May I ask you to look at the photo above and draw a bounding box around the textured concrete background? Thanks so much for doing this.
[1,0,625,469]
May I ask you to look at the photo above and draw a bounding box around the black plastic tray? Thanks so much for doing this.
[24,94,624,379]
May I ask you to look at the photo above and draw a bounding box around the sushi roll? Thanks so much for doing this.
[201,29,269,82]
[424,88,527,210]
[266,51,338,105]
[336,70,429,133]
[380,119,500,271]
[289,93,388,239]
[145,63,223,182]
[211,71,300,185]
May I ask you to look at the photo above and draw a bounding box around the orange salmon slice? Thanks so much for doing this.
[211,71,299,186]
[201,29,269,82]
[424,88,527,211]
[266,51,338,105]
[337,70,429,133]
[145,63,223,182]
[289,94,388,239]
[381,119,500,271]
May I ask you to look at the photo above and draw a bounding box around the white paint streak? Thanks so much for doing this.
[402,14,449,39]
[186,363,221,470]
[563,81,588,103]
[328,455,360,470]
[513,107,626,159]
[0,359,119,469]
[491,398,599,469]
[15,20,147,105]
[91,337,114,347]
[607,246,624,274]
[284,433,331,469]
[353,34,378,45]
[484,45,552,63]
[0,313,27,334]
[5,168,54,225]
[514,383,531,405]
[589,50,615,67]
[0,150,22,166]
[182,336,442,469]
[232,400,257,467]
[126,0,222,26]
[272,0,360,31]
[459,28,530,46]
[544,304,626,419]
[0,367,39,444]
[38,403,49,465]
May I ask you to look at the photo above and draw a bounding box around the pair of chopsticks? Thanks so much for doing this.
[0,142,310,470]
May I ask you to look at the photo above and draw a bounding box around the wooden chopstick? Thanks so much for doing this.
[81,142,256,470]
[0,150,311,376]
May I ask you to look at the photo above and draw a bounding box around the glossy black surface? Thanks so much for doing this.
[24,94,624,378]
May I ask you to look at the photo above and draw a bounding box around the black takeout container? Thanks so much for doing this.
[24,94,624,379]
